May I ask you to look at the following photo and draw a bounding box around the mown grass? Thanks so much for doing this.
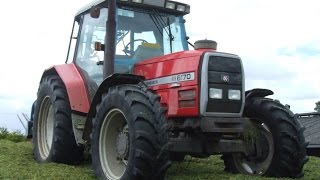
[1,139,320,179]
[0,140,95,179]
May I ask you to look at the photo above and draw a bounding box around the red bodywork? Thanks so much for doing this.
[135,49,210,118]
[52,64,90,113]
[50,49,211,117]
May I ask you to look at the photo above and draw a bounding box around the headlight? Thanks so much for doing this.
[132,0,143,3]
[165,2,176,9]
[176,4,186,12]
[209,88,222,99]
[228,90,241,100]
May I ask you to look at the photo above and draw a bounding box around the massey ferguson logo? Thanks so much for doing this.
[221,75,229,83]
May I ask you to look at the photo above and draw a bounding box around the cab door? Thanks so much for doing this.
[68,9,108,101]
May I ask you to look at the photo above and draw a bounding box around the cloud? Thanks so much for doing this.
[0,95,10,100]
[278,42,320,57]
[0,114,26,132]
[0,99,31,132]
[0,0,92,132]
[243,58,296,81]
[0,96,34,132]
[0,98,32,114]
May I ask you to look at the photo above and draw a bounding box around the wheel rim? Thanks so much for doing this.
[37,96,54,159]
[234,122,274,175]
[99,108,128,180]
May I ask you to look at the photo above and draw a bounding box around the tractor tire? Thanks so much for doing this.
[170,152,186,162]
[222,97,308,178]
[32,75,83,164]
[91,84,171,180]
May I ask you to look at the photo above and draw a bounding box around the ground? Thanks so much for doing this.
[0,140,319,179]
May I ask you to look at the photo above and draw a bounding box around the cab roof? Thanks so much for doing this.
[75,0,190,18]
[76,0,104,16]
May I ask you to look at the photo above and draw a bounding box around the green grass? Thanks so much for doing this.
[1,139,320,179]
[0,140,95,179]
[0,127,26,143]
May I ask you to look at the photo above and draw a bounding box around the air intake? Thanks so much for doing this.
[194,40,217,50]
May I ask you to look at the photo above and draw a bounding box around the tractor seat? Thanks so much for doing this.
[133,42,163,61]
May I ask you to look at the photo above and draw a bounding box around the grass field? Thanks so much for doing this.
[1,139,320,179]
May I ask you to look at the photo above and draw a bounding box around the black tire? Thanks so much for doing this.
[91,84,171,180]
[170,152,186,162]
[222,97,308,178]
[30,100,36,122]
[27,101,36,139]
[32,75,83,164]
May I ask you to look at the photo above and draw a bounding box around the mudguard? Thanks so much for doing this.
[245,88,274,100]
[41,64,90,113]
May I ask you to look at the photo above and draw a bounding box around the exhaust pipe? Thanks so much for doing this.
[104,0,117,78]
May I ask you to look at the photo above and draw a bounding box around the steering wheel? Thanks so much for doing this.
[123,39,148,56]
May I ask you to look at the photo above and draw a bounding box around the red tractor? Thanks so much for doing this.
[31,0,308,179]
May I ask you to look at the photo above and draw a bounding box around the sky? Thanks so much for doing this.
[0,0,320,132]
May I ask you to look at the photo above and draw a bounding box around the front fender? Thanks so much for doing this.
[245,88,274,101]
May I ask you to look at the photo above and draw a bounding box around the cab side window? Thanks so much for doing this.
[66,21,80,63]
[75,9,107,85]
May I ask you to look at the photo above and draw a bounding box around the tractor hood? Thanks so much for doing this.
[135,49,210,66]
[134,49,240,88]
[134,49,213,90]
[134,49,211,117]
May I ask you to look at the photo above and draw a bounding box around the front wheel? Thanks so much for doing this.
[222,98,308,178]
[91,84,171,180]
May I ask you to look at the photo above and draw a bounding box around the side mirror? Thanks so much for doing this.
[90,6,101,18]
[94,42,105,51]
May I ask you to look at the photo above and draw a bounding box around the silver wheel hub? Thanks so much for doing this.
[37,96,54,160]
[99,109,128,180]
[234,122,274,175]
[116,131,129,159]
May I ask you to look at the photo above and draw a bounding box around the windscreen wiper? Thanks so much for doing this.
[166,17,174,53]
[149,10,174,53]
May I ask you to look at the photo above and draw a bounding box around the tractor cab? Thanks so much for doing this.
[68,0,190,86]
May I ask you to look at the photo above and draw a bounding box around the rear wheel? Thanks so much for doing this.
[91,84,171,180]
[222,98,308,178]
[32,75,83,164]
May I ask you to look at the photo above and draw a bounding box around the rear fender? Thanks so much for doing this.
[40,64,90,113]
[82,74,145,141]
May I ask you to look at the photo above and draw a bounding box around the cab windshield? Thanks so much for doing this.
[116,8,188,57]
[76,7,188,85]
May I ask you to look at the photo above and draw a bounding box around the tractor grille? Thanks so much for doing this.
[200,53,244,116]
